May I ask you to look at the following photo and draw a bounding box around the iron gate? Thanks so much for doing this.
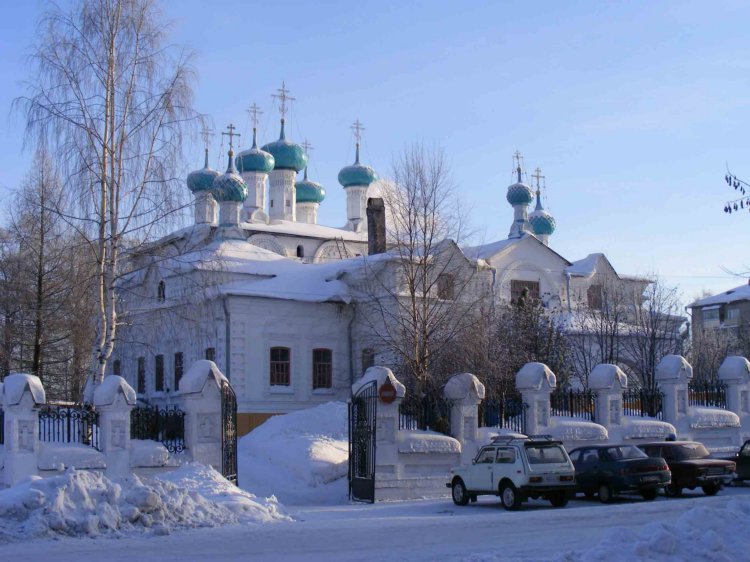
[221,380,238,485]
[348,380,377,503]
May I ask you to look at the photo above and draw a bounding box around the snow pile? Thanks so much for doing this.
[557,498,750,561]
[609,416,676,440]
[37,443,106,471]
[397,430,461,454]
[548,416,608,442]
[130,439,171,467]
[238,402,349,505]
[0,465,287,542]
[687,406,740,429]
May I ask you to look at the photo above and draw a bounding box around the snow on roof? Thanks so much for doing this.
[565,253,603,278]
[93,375,136,407]
[655,355,693,383]
[179,360,229,394]
[166,238,289,276]
[1,373,46,406]
[588,364,628,390]
[516,362,556,391]
[688,282,750,308]
[444,373,486,401]
[462,238,517,260]
[244,220,366,242]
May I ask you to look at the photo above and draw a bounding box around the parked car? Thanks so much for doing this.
[447,435,576,510]
[568,444,670,503]
[717,439,750,481]
[637,441,735,497]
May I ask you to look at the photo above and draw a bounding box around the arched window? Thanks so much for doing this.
[270,347,291,386]
[296,245,305,258]
[157,280,166,302]
[312,348,332,389]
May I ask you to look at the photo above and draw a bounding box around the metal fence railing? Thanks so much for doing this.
[130,404,186,453]
[622,387,664,420]
[550,388,596,422]
[688,380,728,409]
[38,403,100,450]
[479,394,527,434]
[398,396,453,436]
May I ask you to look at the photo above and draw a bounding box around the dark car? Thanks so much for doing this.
[569,444,670,503]
[638,441,735,497]
[719,439,750,481]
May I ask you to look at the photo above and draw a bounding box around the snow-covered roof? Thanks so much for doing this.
[462,238,517,260]
[244,220,366,242]
[1,373,46,406]
[688,282,750,308]
[565,253,605,278]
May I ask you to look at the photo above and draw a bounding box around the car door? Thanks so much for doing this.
[470,447,496,491]
[738,441,750,479]
[494,446,519,489]
[576,448,599,490]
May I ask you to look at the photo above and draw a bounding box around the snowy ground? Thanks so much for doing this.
[3,485,750,561]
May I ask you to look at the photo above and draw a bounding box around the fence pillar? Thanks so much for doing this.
[1,373,46,486]
[352,366,405,447]
[589,364,627,430]
[516,362,556,436]
[93,375,136,478]
[444,373,485,464]
[655,355,692,433]
[718,356,750,440]
[176,360,226,470]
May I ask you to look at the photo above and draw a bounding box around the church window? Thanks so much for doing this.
[270,347,291,386]
[587,285,603,310]
[157,280,166,302]
[510,280,540,303]
[137,357,145,394]
[155,354,165,391]
[437,274,455,300]
[270,199,274,208]
[286,199,291,208]
[113,359,121,377]
[205,347,216,362]
[362,348,375,373]
[312,348,333,389]
[297,245,304,258]
[174,352,184,391]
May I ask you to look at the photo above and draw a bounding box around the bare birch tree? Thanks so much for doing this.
[16,0,199,388]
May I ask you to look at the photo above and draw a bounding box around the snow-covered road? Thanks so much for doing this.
[4,486,750,561]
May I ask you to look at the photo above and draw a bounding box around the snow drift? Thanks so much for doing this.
[238,401,349,505]
[0,464,288,542]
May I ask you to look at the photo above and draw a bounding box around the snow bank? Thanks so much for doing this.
[609,416,676,440]
[238,402,349,505]
[0,465,287,542]
[397,430,461,454]
[557,498,750,561]
[130,440,170,468]
[687,406,740,429]
[37,443,106,471]
[548,416,608,441]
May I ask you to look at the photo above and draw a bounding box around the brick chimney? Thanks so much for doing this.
[366,198,386,255]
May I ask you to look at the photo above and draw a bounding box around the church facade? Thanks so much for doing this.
[111,88,665,434]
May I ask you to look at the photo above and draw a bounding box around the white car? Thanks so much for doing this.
[447,435,576,510]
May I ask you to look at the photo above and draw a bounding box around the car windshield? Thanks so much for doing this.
[605,446,648,460]
[672,443,710,460]
[525,445,568,464]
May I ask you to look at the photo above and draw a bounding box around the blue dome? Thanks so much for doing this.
[507,181,533,206]
[212,151,248,202]
[338,144,378,188]
[236,129,274,173]
[261,120,307,172]
[187,150,220,193]
[296,170,326,204]
[529,210,556,235]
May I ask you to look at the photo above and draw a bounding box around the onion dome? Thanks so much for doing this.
[295,167,326,204]
[187,149,220,193]
[529,190,556,236]
[261,119,307,172]
[506,166,533,206]
[338,143,378,188]
[212,148,248,202]
[236,128,275,174]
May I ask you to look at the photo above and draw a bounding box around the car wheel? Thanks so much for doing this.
[501,483,522,511]
[640,488,658,501]
[701,483,721,496]
[664,483,682,498]
[451,479,470,506]
[598,484,614,504]
[549,492,568,508]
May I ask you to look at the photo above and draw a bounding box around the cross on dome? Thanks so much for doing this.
[201,127,215,149]
[512,150,525,182]
[301,139,314,154]
[272,81,295,120]
[221,123,240,152]
[247,103,263,129]
[532,167,545,189]
[351,119,365,144]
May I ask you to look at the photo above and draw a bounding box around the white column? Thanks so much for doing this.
[93,375,136,478]
[345,185,368,232]
[588,364,627,430]
[655,355,692,435]
[718,356,750,440]
[296,202,318,225]
[195,192,217,225]
[1,373,46,486]
[241,171,268,223]
[515,362,556,436]
[269,169,296,222]
[219,201,242,227]
[444,373,485,464]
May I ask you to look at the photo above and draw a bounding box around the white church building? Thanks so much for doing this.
[111,86,655,435]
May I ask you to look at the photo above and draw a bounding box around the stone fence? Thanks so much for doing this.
[0,360,229,487]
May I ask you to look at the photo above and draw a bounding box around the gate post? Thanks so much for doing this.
[1,373,46,486]
[444,373,485,464]
[177,360,227,472]
[655,355,692,434]
[718,356,750,441]
[589,364,627,431]
[93,375,136,478]
[516,362,556,436]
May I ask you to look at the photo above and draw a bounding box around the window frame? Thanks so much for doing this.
[205,347,216,362]
[361,348,375,374]
[155,354,165,392]
[174,352,184,391]
[312,348,333,390]
[137,357,145,395]
[510,279,540,303]
[270,346,291,386]
[437,273,455,300]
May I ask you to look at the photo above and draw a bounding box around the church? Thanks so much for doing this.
[111,84,653,435]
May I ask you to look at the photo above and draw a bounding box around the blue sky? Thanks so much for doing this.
[1,0,749,304]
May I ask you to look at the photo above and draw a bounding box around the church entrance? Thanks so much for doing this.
[348,380,377,502]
